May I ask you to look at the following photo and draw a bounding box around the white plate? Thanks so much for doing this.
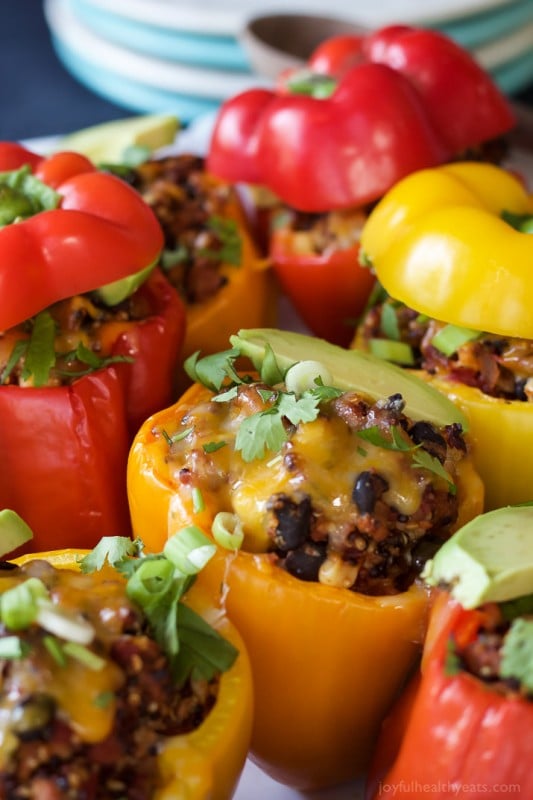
[77,0,522,35]
[45,0,268,99]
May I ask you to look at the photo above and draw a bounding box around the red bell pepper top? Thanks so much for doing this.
[0,143,164,330]
[207,25,515,213]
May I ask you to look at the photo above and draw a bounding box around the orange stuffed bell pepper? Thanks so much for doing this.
[355,161,533,509]
[0,523,253,800]
[367,504,533,799]
[0,143,186,554]
[127,328,483,789]
[122,153,276,385]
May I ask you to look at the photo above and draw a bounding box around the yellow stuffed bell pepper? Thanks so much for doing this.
[5,545,253,800]
[127,332,483,790]
[357,162,533,509]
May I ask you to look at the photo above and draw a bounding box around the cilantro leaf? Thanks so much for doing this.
[203,216,242,266]
[1,339,29,384]
[22,312,57,387]
[500,617,533,693]
[184,348,244,392]
[277,392,320,425]
[358,425,456,493]
[172,603,238,685]
[79,536,143,573]
[58,342,134,377]
[236,407,287,461]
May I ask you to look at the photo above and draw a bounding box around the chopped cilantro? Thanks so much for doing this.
[500,617,533,693]
[358,424,456,493]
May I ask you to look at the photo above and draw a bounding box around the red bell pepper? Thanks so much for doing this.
[207,25,515,213]
[208,61,447,214]
[270,220,375,346]
[0,367,131,552]
[367,592,533,799]
[93,266,186,436]
[0,143,187,553]
[0,144,164,331]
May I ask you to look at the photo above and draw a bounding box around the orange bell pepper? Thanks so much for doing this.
[12,548,254,800]
[127,378,483,789]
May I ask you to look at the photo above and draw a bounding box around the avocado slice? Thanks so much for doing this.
[230,328,468,430]
[422,505,533,608]
[57,114,179,163]
[96,260,157,306]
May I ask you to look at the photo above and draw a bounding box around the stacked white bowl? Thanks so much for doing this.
[44,0,533,125]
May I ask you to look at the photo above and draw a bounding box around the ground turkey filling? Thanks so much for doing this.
[0,560,217,800]
[165,382,470,596]
[0,290,152,388]
[359,298,533,401]
[455,604,532,699]
[129,154,239,305]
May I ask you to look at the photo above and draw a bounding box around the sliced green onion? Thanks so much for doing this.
[369,338,415,366]
[43,635,67,667]
[126,557,175,607]
[285,360,333,396]
[212,512,244,551]
[162,426,193,446]
[0,577,48,630]
[0,635,30,659]
[192,487,205,514]
[62,642,106,671]
[431,324,481,357]
[380,303,401,341]
[0,509,34,558]
[36,602,95,645]
[93,691,115,709]
[203,441,227,454]
[163,526,216,576]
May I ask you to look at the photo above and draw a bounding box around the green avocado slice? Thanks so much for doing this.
[57,114,179,163]
[230,328,468,431]
[96,260,157,306]
[422,505,533,608]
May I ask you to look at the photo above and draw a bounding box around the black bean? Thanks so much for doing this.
[268,493,312,552]
[409,421,446,449]
[284,543,327,582]
[411,536,443,572]
[352,471,389,514]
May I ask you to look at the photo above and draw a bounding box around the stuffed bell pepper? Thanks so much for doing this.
[207,25,515,346]
[127,328,483,789]
[0,513,253,800]
[355,161,533,509]
[0,142,186,553]
[367,504,533,799]
[109,153,276,381]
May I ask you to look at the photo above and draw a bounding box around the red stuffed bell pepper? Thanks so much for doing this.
[367,505,533,800]
[208,24,515,346]
[0,143,186,553]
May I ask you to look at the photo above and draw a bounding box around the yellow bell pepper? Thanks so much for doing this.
[358,162,533,510]
[360,162,533,338]
[13,549,254,800]
[127,381,483,790]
